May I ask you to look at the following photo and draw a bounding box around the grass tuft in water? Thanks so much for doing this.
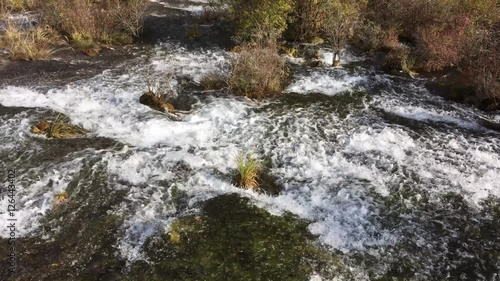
[32,114,88,139]
[235,151,261,190]
[54,191,69,206]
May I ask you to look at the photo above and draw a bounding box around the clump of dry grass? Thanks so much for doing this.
[0,23,56,60]
[54,191,69,205]
[228,43,288,99]
[31,114,88,138]
[235,152,261,190]
[0,0,40,13]
[139,70,178,113]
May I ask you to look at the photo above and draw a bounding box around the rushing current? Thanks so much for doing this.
[1,3,500,281]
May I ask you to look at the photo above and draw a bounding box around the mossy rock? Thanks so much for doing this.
[139,194,343,281]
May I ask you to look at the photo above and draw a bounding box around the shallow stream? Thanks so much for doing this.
[0,2,499,280]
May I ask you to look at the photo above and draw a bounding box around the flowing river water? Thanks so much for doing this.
[0,1,500,280]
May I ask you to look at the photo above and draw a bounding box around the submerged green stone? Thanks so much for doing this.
[137,194,343,281]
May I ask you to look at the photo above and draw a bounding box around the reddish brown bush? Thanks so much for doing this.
[462,23,500,106]
[361,0,498,72]
[417,15,473,71]
[228,43,288,99]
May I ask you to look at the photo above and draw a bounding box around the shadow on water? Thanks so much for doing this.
[352,190,500,281]
[0,162,128,281]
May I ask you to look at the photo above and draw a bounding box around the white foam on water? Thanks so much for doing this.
[0,157,85,237]
[149,0,208,14]
[152,45,228,83]
[346,127,416,163]
[286,70,366,96]
[286,56,306,65]
[319,48,365,66]
[374,93,500,205]
[1,42,500,276]
[382,103,480,129]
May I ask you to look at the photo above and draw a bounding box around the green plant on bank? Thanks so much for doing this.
[235,152,261,190]
[288,0,328,42]
[228,43,288,99]
[41,0,148,51]
[0,24,55,60]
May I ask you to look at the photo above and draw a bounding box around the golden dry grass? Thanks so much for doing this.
[0,24,55,60]
[235,152,261,190]
[46,114,87,138]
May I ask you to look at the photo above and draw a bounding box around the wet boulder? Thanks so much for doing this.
[139,91,175,113]
[309,59,323,67]
[477,116,500,132]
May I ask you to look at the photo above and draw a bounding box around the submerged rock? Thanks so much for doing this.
[139,194,345,281]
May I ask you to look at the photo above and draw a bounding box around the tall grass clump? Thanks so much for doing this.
[54,191,69,205]
[0,24,55,60]
[235,152,261,190]
[228,43,288,99]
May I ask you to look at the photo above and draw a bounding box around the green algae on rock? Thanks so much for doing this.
[138,194,346,281]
